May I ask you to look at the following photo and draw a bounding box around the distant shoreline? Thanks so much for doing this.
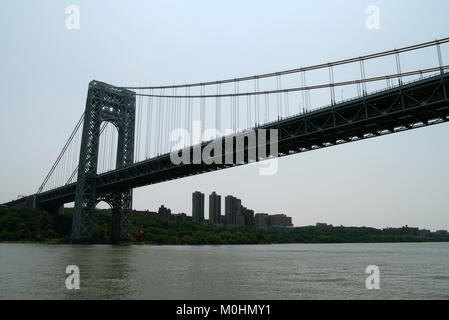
[1,240,449,246]
[2,207,449,245]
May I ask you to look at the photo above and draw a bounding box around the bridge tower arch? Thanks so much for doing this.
[71,81,136,242]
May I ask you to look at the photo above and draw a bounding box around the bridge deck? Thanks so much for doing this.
[4,72,449,208]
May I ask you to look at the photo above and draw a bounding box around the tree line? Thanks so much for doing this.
[1,207,448,244]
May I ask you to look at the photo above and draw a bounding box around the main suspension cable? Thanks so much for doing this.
[122,37,449,90]
[37,112,85,193]
[131,66,449,99]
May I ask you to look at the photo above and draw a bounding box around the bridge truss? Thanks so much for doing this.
[3,37,449,241]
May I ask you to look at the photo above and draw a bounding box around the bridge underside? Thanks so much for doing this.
[4,73,449,239]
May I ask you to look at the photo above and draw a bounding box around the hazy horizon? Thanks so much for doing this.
[1,0,449,231]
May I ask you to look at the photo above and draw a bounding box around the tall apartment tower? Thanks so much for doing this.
[209,192,221,224]
[192,191,205,222]
[225,195,241,225]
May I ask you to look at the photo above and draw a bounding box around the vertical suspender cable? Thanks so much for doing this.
[264,93,269,124]
[184,88,188,147]
[329,64,335,105]
[161,89,165,154]
[200,85,205,140]
[360,58,367,95]
[215,83,220,137]
[436,41,444,75]
[247,93,251,129]
[188,87,192,146]
[146,90,153,159]
[276,75,281,119]
[156,93,160,155]
[395,51,402,86]
[236,80,240,132]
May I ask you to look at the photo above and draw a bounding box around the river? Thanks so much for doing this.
[0,242,448,299]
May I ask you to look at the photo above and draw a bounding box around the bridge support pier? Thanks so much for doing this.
[71,81,135,243]
[110,190,133,243]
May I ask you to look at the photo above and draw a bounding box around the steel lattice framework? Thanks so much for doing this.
[18,72,449,208]
[71,81,135,241]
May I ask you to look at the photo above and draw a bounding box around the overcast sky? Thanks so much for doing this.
[1,0,448,231]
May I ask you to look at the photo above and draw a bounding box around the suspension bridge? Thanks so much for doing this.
[3,38,449,242]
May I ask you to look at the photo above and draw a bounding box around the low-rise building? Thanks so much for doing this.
[158,205,172,220]
[239,207,255,227]
[173,213,188,222]
[384,225,419,236]
[316,223,333,228]
[255,213,270,227]
[269,214,293,227]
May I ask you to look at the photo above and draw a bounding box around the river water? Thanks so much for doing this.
[0,242,448,300]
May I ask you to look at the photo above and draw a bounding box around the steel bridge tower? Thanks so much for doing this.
[71,81,136,242]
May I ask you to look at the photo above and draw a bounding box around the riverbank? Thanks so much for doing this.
[2,239,449,246]
[1,207,449,245]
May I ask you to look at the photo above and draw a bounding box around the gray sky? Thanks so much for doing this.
[1,0,448,231]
